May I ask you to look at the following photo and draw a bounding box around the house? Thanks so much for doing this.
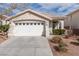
[5,9,65,37]
[64,9,79,35]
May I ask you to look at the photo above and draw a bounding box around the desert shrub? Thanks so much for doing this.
[59,42,68,47]
[70,42,79,46]
[58,42,68,52]
[53,29,65,35]
[54,42,68,52]
[76,38,79,42]
[0,24,10,32]
[70,38,79,46]
[50,36,63,43]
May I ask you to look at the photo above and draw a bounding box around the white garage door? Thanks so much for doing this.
[12,21,44,36]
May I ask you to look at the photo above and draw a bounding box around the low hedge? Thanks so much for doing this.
[53,29,65,35]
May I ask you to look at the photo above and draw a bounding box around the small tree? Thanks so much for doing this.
[2,4,17,15]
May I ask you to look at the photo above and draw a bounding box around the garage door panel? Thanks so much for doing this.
[12,21,44,36]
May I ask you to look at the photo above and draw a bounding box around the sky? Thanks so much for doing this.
[0,3,79,16]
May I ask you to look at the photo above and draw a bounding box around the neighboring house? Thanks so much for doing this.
[64,9,79,35]
[5,9,65,37]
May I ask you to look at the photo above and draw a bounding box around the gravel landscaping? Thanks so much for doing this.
[48,35,79,56]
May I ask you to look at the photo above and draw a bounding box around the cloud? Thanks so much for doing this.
[0,3,79,16]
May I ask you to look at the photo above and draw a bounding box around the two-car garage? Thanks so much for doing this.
[8,9,50,37]
[12,20,45,36]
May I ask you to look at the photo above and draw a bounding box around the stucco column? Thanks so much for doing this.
[60,20,64,29]
[46,21,50,37]
[49,21,53,35]
[8,21,15,36]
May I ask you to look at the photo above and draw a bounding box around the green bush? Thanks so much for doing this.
[57,42,68,52]
[54,42,68,52]
[53,29,65,35]
[0,24,10,32]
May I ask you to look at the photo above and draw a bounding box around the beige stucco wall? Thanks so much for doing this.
[8,12,50,37]
[10,13,48,21]
[64,11,79,29]
[64,16,71,27]
[71,11,79,29]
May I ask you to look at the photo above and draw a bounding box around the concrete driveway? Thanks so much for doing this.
[0,36,53,56]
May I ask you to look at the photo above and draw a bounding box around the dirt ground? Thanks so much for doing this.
[48,36,79,56]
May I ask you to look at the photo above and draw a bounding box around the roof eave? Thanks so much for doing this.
[6,9,52,21]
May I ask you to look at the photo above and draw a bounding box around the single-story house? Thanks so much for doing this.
[4,9,65,37]
[1,9,79,37]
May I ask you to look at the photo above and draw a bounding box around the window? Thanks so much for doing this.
[34,23,36,25]
[19,23,21,25]
[15,23,18,25]
[38,23,40,25]
[41,23,44,25]
[23,23,25,25]
[30,23,33,25]
[27,23,29,25]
